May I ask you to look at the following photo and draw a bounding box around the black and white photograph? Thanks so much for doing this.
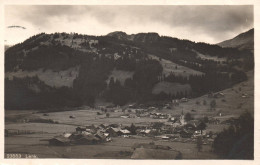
[3,3,256,160]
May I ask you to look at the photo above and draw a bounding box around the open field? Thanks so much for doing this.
[106,69,134,86]
[5,133,217,159]
[5,66,79,88]
[6,109,168,127]
[152,81,192,96]
[148,54,204,77]
[5,106,222,159]
[192,50,227,62]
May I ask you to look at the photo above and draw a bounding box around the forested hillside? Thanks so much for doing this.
[5,31,254,110]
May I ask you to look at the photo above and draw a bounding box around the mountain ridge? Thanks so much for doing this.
[217,28,254,52]
[107,31,160,43]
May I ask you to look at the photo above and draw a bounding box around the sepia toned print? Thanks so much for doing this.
[4,5,254,159]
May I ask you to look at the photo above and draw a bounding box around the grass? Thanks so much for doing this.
[148,54,204,77]
[160,70,253,119]
[5,134,217,159]
[5,66,79,88]
[152,81,191,95]
[192,49,226,62]
[106,69,134,86]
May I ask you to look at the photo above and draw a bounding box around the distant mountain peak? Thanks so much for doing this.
[217,28,254,52]
[107,31,160,43]
[107,31,128,39]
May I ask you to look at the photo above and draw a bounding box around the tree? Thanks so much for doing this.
[197,122,207,134]
[128,123,137,135]
[203,100,207,105]
[210,100,216,110]
[152,122,164,130]
[196,136,203,152]
[176,152,183,159]
[108,77,115,89]
[184,112,193,122]
[203,116,209,123]
[212,111,253,159]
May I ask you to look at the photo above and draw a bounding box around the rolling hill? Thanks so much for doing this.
[217,28,254,52]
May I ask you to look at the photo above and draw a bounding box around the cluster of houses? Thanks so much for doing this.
[49,109,218,146]
[149,112,169,119]
[135,116,209,139]
[48,123,133,146]
[49,94,226,146]
[120,111,169,119]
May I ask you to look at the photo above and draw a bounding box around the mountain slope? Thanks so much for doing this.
[217,28,254,52]
[5,31,253,110]
[5,45,12,51]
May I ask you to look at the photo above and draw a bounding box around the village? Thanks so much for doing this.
[43,92,231,159]
[4,73,253,159]
[48,110,218,144]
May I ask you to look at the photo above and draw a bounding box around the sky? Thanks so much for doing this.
[5,5,253,45]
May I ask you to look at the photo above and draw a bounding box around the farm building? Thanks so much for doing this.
[129,114,137,118]
[187,120,201,128]
[106,127,121,137]
[119,129,131,135]
[179,114,186,125]
[208,92,225,98]
[76,126,86,133]
[95,131,107,142]
[214,92,225,98]
[99,123,109,129]
[138,129,151,136]
[208,118,220,124]
[69,115,75,119]
[85,125,97,133]
[180,98,189,102]
[184,122,197,131]
[75,135,100,145]
[180,130,193,138]
[63,133,72,138]
[49,137,71,146]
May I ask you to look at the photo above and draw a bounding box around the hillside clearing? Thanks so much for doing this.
[5,66,79,88]
[148,54,204,77]
[160,70,254,120]
[152,81,191,96]
[192,50,226,62]
[106,69,134,86]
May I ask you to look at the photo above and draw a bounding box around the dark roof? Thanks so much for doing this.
[95,132,106,140]
[49,136,70,143]
[77,135,100,142]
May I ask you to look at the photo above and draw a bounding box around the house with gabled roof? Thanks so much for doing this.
[106,127,121,137]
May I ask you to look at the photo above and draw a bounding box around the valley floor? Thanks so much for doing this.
[4,71,254,159]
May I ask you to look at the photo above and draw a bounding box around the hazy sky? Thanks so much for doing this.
[5,5,253,45]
